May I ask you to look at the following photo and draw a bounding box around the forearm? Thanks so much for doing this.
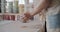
[31,0,49,16]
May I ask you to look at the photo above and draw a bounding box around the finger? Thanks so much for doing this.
[23,17,29,21]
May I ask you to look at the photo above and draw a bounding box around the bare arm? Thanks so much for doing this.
[31,0,49,16]
[22,0,49,21]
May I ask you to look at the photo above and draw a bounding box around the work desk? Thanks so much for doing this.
[0,20,42,32]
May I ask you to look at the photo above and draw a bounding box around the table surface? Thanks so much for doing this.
[0,15,44,32]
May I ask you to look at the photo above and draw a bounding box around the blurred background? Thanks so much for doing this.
[0,0,41,21]
[0,0,45,32]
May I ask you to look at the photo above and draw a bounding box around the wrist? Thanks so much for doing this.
[31,12,35,17]
[31,13,34,17]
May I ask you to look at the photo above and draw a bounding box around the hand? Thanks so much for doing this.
[22,12,33,22]
[24,12,32,18]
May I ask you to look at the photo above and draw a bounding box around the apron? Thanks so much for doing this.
[46,0,60,32]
